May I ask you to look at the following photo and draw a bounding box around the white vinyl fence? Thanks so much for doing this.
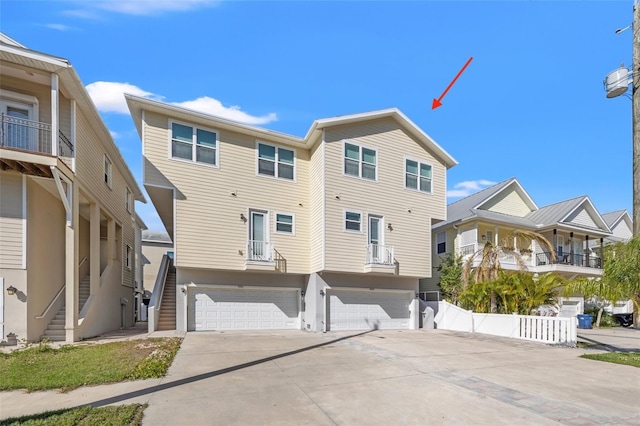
[434,301,577,345]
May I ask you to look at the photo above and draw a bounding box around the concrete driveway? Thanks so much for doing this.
[139,329,639,425]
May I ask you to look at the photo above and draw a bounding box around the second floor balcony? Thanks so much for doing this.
[1,114,74,160]
[536,252,602,269]
[364,244,395,274]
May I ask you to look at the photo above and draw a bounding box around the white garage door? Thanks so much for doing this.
[191,288,299,331]
[328,291,412,330]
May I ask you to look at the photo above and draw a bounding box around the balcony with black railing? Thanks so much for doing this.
[0,114,74,159]
[535,252,602,269]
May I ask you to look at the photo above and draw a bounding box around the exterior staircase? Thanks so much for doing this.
[157,267,176,330]
[41,275,91,342]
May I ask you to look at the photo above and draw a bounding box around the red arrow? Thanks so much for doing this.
[432,57,473,110]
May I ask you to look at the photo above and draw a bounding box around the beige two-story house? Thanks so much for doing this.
[422,178,614,312]
[0,34,145,343]
[126,95,456,332]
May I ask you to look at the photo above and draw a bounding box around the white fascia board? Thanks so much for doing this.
[0,43,69,68]
[560,197,611,233]
[124,94,304,147]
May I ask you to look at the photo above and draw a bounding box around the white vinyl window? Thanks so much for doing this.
[275,213,294,234]
[125,187,132,213]
[257,142,294,180]
[170,121,218,166]
[437,231,446,254]
[405,159,432,193]
[345,210,362,232]
[104,155,112,188]
[344,142,376,181]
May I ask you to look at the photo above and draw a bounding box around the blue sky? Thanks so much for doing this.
[1,0,634,231]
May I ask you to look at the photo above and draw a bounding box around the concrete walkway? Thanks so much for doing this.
[1,327,638,425]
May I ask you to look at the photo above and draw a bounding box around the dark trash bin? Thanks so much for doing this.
[577,314,593,329]
[613,313,634,327]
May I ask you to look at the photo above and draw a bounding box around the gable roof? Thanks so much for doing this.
[527,196,610,232]
[601,209,631,229]
[435,178,538,229]
[125,96,458,168]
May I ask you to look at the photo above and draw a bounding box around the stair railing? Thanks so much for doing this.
[148,254,171,333]
[35,284,65,319]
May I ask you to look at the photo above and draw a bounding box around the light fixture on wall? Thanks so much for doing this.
[387,223,393,231]
[240,213,247,223]
[6,285,17,296]
[319,289,325,296]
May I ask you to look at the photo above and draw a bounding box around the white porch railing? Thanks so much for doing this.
[459,243,476,256]
[247,240,274,262]
[434,301,577,345]
[365,244,394,265]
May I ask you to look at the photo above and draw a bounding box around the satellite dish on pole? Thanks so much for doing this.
[604,66,631,98]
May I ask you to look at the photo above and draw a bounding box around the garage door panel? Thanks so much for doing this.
[191,289,299,331]
[329,291,411,331]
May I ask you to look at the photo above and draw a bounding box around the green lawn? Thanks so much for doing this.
[580,352,640,368]
[0,338,181,392]
[0,404,146,426]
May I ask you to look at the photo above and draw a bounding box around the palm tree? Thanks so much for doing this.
[461,230,555,313]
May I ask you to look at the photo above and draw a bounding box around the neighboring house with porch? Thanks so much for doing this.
[0,33,145,343]
[126,94,457,333]
[422,178,613,313]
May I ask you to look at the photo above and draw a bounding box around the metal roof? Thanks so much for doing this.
[526,196,585,226]
[141,230,173,244]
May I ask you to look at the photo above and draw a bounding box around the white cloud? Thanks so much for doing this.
[86,81,278,125]
[447,179,496,198]
[109,130,120,139]
[44,23,75,31]
[172,97,278,125]
[86,81,159,114]
[67,0,219,17]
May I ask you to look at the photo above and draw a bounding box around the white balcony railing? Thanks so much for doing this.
[459,243,476,256]
[247,240,274,262]
[366,244,394,265]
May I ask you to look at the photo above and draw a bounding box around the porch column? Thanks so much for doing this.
[494,226,498,246]
[474,223,479,252]
[89,203,100,296]
[569,232,574,265]
[585,235,590,267]
[107,218,116,264]
[70,100,76,171]
[51,73,59,157]
[64,182,79,342]
[553,229,557,258]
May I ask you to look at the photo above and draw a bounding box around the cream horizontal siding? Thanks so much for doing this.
[309,141,324,272]
[323,118,447,278]
[74,109,136,288]
[142,111,310,274]
[482,188,532,217]
[0,75,51,125]
[0,172,23,268]
[143,113,173,188]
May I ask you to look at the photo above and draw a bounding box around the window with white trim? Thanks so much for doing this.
[345,211,362,232]
[275,213,294,234]
[125,245,132,269]
[405,159,432,193]
[344,142,376,180]
[257,143,294,180]
[436,231,446,254]
[125,187,132,213]
[170,122,217,166]
[104,155,112,187]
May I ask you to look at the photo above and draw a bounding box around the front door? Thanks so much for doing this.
[1,100,34,151]
[368,215,383,263]
[249,210,269,261]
